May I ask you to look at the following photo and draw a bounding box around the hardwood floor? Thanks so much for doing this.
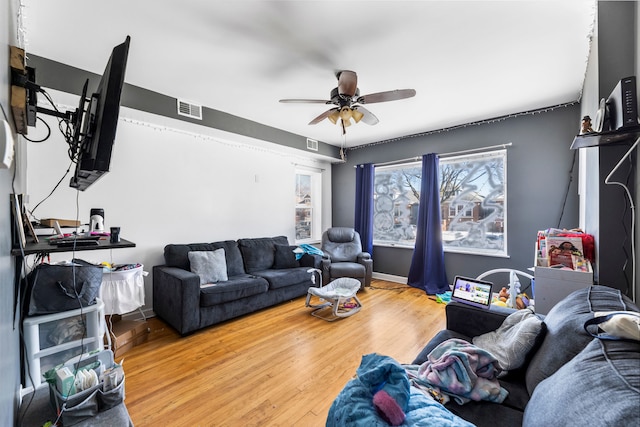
[123,280,446,426]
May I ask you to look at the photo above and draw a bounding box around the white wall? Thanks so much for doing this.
[23,94,333,316]
[2,0,23,421]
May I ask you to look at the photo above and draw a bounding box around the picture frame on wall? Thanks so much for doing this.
[10,193,27,248]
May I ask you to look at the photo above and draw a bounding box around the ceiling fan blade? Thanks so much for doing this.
[357,88,416,104]
[308,108,338,125]
[279,98,331,104]
[337,70,358,97]
[355,106,379,125]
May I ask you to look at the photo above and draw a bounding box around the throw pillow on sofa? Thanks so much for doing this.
[273,245,299,269]
[188,249,228,285]
[472,307,545,373]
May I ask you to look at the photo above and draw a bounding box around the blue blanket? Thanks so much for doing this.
[327,353,475,427]
[295,243,324,260]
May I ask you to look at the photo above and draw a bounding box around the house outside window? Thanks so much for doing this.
[295,170,322,243]
[373,149,507,257]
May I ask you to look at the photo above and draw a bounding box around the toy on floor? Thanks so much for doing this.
[495,287,530,309]
[494,271,530,309]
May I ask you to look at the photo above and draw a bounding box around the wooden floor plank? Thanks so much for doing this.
[123,280,446,426]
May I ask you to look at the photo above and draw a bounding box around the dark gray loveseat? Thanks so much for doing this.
[413,285,639,426]
[153,236,319,335]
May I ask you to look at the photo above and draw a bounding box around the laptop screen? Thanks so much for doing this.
[451,276,494,309]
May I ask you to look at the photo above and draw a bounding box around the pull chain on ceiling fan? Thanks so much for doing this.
[279,70,416,135]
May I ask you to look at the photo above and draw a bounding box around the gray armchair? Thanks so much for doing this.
[321,227,373,288]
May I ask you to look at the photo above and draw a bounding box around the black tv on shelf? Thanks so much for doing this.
[70,36,130,191]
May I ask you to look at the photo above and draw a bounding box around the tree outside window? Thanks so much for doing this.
[373,150,507,256]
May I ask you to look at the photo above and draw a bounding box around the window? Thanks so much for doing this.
[295,169,322,243]
[373,149,507,256]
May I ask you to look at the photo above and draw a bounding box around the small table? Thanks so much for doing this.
[11,238,136,323]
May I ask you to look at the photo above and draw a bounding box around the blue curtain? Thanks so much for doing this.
[407,154,449,295]
[354,164,374,255]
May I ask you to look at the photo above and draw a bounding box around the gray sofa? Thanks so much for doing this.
[413,285,639,426]
[153,236,320,335]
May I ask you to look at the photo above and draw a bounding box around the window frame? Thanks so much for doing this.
[294,168,322,244]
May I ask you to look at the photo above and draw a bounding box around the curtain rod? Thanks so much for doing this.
[293,163,325,172]
[438,142,512,158]
[357,142,512,168]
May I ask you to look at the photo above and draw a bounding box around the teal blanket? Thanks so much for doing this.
[295,243,324,260]
[327,354,475,426]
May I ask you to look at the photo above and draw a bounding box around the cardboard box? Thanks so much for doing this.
[40,218,81,227]
[107,319,149,358]
[534,266,593,315]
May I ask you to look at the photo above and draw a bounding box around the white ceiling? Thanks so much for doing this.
[20,0,596,149]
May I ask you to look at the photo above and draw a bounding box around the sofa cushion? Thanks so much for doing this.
[238,236,289,273]
[164,243,217,270]
[164,241,245,276]
[522,337,640,426]
[253,267,312,290]
[328,262,366,278]
[525,286,639,394]
[273,245,299,269]
[199,275,269,306]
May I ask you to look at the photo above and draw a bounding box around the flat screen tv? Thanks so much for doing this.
[70,36,130,191]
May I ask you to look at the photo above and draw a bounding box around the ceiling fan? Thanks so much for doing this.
[279,70,416,135]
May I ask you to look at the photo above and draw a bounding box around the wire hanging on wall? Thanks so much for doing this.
[603,136,638,303]
[347,101,578,153]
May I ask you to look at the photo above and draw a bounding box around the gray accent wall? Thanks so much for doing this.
[332,104,582,285]
[581,1,638,298]
[594,1,637,293]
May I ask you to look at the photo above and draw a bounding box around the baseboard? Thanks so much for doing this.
[372,272,407,284]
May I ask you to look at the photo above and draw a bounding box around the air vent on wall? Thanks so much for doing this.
[177,99,203,120]
[306,138,318,151]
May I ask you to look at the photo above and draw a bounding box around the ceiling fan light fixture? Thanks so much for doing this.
[341,118,351,127]
[339,107,353,121]
[351,108,364,123]
[328,110,340,124]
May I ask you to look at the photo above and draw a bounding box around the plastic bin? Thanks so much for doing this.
[23,299,105,389]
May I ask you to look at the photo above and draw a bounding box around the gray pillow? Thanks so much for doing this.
[188,249,228,285]
[472,307,544,372]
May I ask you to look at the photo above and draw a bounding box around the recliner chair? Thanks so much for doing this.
[321,227,373,288]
